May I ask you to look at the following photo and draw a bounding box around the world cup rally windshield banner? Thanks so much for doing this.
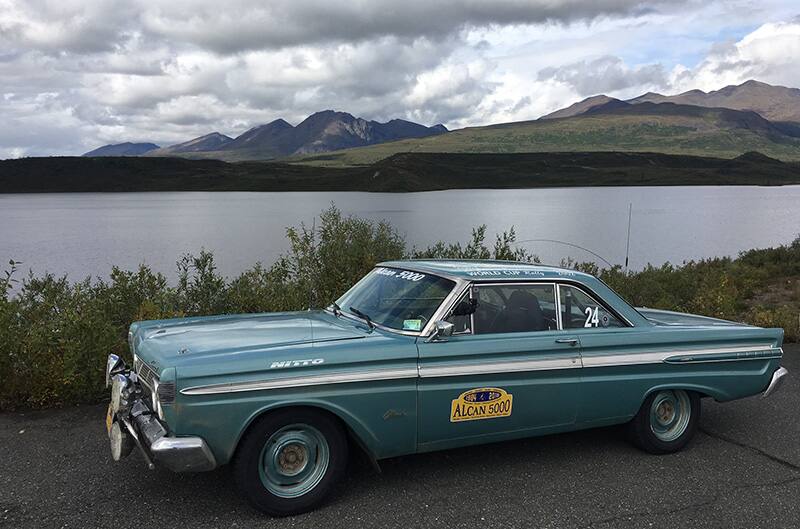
[450,387,513,422]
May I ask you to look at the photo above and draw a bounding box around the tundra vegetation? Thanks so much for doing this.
[1,205,797,411]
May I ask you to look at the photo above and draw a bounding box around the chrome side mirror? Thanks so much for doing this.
[426,320,455,343]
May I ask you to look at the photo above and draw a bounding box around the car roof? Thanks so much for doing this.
[377,259,594,282]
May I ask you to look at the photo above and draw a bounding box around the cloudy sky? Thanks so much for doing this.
[1,0,799,157]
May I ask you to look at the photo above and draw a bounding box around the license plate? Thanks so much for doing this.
[106,403,113,434]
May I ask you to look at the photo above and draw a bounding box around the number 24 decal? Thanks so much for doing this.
[584,306,599,327]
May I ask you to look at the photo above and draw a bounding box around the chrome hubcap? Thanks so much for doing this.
[649,390,691,442]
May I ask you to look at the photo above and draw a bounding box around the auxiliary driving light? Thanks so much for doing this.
[106,354,124,388]
[110,374,129,414]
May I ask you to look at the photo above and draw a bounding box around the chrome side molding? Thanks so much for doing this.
[762,366,788,399]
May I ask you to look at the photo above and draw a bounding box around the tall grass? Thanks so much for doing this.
[1,205,797,410]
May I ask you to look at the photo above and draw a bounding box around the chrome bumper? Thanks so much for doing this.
[107,354,216,472]
[762,366,788,399]
[120,400,217,472]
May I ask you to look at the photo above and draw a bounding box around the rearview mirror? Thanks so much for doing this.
[426,320,455,343]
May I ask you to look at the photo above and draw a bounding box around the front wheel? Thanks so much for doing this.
[627,389,700,454]
[233,408,348,516]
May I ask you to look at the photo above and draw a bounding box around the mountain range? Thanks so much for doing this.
[292,80,800,166]
[82,80,800,165]
[82,142,161,157]
[84,111,446,161]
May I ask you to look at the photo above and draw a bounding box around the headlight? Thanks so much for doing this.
[105,354,124,388]
[110,374,130,413]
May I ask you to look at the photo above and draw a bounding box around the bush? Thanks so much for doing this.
[0,208,797,410]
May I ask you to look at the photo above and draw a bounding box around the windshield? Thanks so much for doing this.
[335,267,456,332]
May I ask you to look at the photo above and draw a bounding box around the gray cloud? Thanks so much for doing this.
[538,55,668,96]
[0,0,796,157]
[138,0,679,54]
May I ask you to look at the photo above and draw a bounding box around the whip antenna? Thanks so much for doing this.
[624,203,632,270]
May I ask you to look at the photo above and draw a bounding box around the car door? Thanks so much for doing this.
[556,283,643,424]
[416,281,582,451]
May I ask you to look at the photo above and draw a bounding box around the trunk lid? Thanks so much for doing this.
[637,307,751,327]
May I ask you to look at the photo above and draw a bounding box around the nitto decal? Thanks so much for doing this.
[450,387,513,422]
[270,358,325,369]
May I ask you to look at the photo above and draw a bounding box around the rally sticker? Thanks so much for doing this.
[403,319,422,331]
[450,387,513,422]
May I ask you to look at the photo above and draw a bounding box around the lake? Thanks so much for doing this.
[1,186,799,282]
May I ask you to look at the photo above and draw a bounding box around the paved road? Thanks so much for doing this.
[2,347,798,529]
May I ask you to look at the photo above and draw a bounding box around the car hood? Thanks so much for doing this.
[131,310,368,369]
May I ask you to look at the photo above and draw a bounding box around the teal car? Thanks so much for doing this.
[105,260,788,515]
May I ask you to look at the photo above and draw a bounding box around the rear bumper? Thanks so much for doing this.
[762,367,788,399]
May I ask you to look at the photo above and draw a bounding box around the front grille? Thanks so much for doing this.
[133,356,159,392]
[157,382,176,404]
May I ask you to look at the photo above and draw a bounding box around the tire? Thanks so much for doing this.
[233,408,348,516]
[627,389,700,454]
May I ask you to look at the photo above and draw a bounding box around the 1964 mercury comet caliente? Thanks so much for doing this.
[105,260,788,515]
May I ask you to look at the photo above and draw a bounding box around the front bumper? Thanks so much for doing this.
[117,400,217,472]
[762,366,788,399]
[107,355,216,472]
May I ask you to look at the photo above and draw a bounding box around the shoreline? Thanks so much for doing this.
[2,151,799,193]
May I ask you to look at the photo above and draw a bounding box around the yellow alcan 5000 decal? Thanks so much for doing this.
[450,387,513,422]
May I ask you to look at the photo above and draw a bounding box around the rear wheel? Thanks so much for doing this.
[628,389,700,454]
[233,408,348,516]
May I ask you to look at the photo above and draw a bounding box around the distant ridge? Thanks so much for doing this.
[540,95,624,119]
[150,132,233,155]
[138,111,446,162]
[83,142,160,157]
[627,80,800,123]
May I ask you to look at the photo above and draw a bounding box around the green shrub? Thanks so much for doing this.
[0,208,797,411]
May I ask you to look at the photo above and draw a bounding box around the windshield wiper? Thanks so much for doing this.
[349,306,374,330]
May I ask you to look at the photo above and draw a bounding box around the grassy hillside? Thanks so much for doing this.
[2,151,799,193]
[293,104,800,167]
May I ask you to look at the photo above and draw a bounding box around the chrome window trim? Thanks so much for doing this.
[431,280,561,337]
[469,281,559,335]
[554,283,564,330]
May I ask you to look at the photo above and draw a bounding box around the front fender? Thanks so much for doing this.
[233,399,382,462]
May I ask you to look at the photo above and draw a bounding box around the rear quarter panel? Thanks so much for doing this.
[576,325,784,425]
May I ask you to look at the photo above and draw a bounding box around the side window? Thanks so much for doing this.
[471,284,558,335]
[559,285,624,329]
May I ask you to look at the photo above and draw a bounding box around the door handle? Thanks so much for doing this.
[555,338,578,346]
